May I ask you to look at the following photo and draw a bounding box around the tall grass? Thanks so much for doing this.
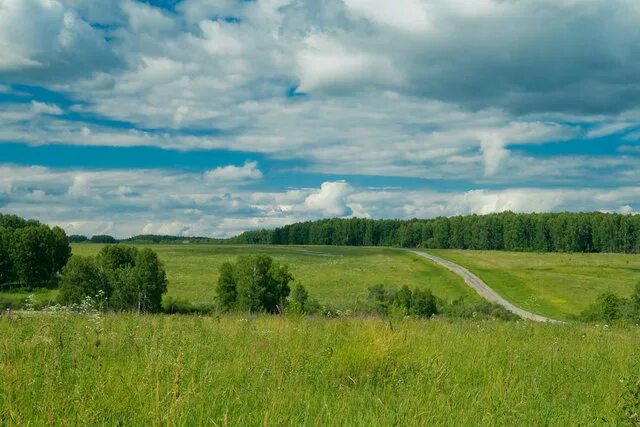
[1,313,639,425]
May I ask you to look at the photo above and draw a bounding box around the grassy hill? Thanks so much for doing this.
[68,244,479,308]
[427,249,640,319]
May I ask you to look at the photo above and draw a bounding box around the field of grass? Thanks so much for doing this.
[427,249,640,320]
[63,244,477,309]
[1,313,639,425]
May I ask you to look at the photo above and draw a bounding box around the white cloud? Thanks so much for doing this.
[586,122,635,139]
[142,222,188,236]
[303,181,353,216]
[31,100,63,115]
[3,165,640,238]
[1,0,640,227]
[121,0,177,35]
[297,33,402,93]
[0,0,117,81]
[204,161,263,183]
[342,0,431,33]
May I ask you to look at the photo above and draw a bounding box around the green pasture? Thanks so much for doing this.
[427,249,640,320]
[67,244,478,308]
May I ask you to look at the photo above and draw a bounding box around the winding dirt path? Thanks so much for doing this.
[407,249,562,323]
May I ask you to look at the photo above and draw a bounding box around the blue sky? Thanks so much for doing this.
[1,0,640,237]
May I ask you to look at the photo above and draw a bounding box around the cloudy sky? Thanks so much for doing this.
[1,0,640,238]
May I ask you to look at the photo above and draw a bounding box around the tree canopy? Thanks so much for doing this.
[59,245,167,312]
[0,214,71,288]
[232,212,640,253]
[216,255,292,313]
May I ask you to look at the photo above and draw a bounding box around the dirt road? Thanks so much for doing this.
[408,249,562,323]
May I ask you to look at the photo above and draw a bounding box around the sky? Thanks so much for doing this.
[1,0,640,238]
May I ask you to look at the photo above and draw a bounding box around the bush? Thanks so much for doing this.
[411,288,438,317]
[581,292,623,322]
[366,284,393,314]
[289,284,309,314]
[392,285,413,313]
[580,287,640,324]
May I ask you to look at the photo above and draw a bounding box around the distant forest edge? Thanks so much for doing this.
[69,211,640,254]
[232,212,640,253]
[69,234,226,244]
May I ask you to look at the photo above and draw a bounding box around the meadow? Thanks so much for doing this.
[60,244,477,308]
[1,313,639,425]
[428,249,640,320]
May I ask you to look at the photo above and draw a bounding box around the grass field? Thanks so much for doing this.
[1,313,639,425]
[58,244,477,308]
[427,249,640,320]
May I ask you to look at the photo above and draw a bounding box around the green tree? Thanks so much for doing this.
[11,225,54,286]
[109,267,137,311]
[58,256,108,305]
[411,288,438,317]
[0,227,15,286]
[109,249,167,313]
[216,261,237,311]
[228,255,293,313]
[51,226,71,275]
[97,245,138,271]
[132,248,168,312]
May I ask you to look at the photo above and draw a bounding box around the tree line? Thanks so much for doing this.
[69,234,226,244]
[0,214,71,288]
[232,212,640,253]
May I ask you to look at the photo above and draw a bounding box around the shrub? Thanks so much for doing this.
[289,284,309,314]
[366,284,393,314]
[410,288,438,317]
[392,285,413,313]
[581,292,623,322]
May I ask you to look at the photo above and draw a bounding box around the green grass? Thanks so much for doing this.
[427,249,640,320]
[1,313,639,425]
[65,244,478,308]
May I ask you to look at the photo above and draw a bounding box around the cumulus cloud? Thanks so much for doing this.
[303,181,353,217]
[1,0,640,231]
[0,0,119,82]
[297,33,402,93]
[204,161,263,183]
[0,0,635,179]
[3,165,640,237]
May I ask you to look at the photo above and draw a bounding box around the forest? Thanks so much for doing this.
[232,212,640,253]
